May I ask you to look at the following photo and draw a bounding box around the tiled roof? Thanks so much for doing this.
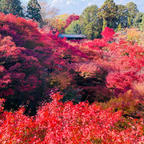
[58,34,86,38]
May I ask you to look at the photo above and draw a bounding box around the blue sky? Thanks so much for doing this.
[22,0,144,15]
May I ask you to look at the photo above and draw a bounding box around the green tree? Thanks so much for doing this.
[0,0,24,17]
[65,20,81,34]
[117,23,122,31]
[127,16,132,27]
[97,0,117,29]
[116,5,128,28]
[126,2,139,27]
[133,12,144,28]
[80,5,102,39]
[102,18,107,30]
[27,0,42,24]
[126,2,139,18]
[139,15,144,31]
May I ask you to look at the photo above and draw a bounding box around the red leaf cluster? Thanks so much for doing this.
[0,94,143,143]
[64,14,80,29]
[0,13,85,114]
[0,13,143,143]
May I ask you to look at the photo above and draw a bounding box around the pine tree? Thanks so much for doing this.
[27,0,42,24]
[80,5,102,39]
[0,0,24,17]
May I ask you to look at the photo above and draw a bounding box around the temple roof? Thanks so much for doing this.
[58,34,86,39]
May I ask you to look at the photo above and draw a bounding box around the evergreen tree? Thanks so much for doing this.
[80,5,102,39]
[116,5,128,28]
[133,12,144,28]
[27,0,42,24]
[102,18,107,30]
[128,16,132,27]
[126,2,139,18]
[117,23,122,31]
[126,2,139,26]
[0,0,24,17]
[97,0,117,28]
[139,15,144,31]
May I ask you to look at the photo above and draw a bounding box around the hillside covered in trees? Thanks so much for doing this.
[65,0,144,39]
[0,0,144,38]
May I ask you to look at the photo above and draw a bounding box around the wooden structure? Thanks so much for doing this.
[58,34,86,40]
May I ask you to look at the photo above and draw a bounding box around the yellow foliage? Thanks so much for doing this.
[118,28,144,46]
[133,82,144,97]
[102,90,144,118]
[50,71,72,89]
[52,14,69,32]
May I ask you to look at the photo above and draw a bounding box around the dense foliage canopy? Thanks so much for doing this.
[27,0,43,25]
[0,1,144,143]
[0,0,24,17]
[65,0,143,39]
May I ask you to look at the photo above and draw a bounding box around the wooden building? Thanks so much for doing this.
[58,34,86,40]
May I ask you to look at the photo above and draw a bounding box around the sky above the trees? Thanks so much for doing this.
[22,0,144,15]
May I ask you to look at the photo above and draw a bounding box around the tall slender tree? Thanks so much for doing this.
[0,0,24,17]
[27,0,42,24]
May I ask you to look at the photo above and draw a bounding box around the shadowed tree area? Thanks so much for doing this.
[0,0,24,17]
